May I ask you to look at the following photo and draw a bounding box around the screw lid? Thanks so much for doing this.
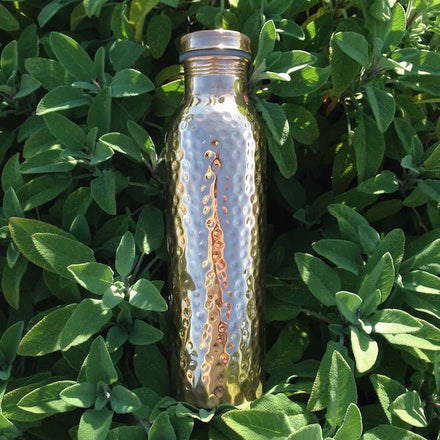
[180,29,251,61]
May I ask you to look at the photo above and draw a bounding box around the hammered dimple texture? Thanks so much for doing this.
[166,90,266,408]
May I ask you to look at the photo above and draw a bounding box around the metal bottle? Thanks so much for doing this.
[165,29,266,408]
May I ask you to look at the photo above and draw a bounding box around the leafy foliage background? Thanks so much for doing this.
[0,0,440,439]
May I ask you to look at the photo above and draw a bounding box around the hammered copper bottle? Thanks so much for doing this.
[165,30,265,408]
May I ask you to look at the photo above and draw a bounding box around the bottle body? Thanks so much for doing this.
[165,53,265,408]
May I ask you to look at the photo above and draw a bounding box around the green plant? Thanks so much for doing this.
[0,0,440,439]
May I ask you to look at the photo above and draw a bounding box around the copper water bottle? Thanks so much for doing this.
[165,30,266,408]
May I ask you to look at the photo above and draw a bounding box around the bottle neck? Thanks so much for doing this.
[183,56,249,98]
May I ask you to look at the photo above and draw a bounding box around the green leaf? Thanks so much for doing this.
[110,69,154,97]
[326,351,357,427]
[357,171,398,194]
[365,309,422,334]
[257,101,289,146]
[149,411,176,440]
[328,204,369,245]
[129,0,159,43]
[312,239,363,275]
[110,385,141,414]
[370,374,408,426]
[18,304,77,356]
[267,130,297,179]
[221,410,293,440]
[87,87,112,135]
[394,118,423,158]
[17,174,72,211]
[383,3,406,51]
[0,321,24,367]
[102,284,125,310]
[330,34,361,95]
[271,66,331,97]
[407,238,440,273]
[99,132,143,162]
[153,78,184,117]
[60,382,98,408]
[266,0,294,15]
[127,120,155,157]
[353,114,385,182]
[128,279,168,312]
[67,262,114,295]
[334,403,363,440]
[365,85,396,133]
[78,408,113,440]
[84,0,108,17]
[17,381,75,415]
[358,252,395,303]
[91,170,117,215]
[109,39,145,71]
[14,73,41,99]
[1,40,18,80]
[254,20,277,67]
[129,319,163,345]
[90,141,114,165]
[116,232,136,277]
[402,270,440,294]
[363,424,427,440]
[50,32,94,81]
[1,254,27,309]
[333,32,369,67]
[308,341,352,412]
[85,336,118,385]
[287,424,322,440]
[31,232,95,280]
[9,217,73,271]
[2,380,58,422]
[133,345,169,395]
[365,228,405,274]
[147,14,172,59]
[106,426,148,440]
[350,326,378,373]
[62,187,92,229]
[358,225,380,255]
[265,322,310,371]
[2,153,23,192]
[383,317,440,350]
[282,103,319,145]
[418,179,440,204]
[37,0,76,27]
[43,112,85,151]
[36,86,90,115]
[25,57,74,90]
[60,298,112,350]
[266,50,316,75]
[276,19,305,39]
[19,150,77,174]
[135,205,164,254]
[335,291,362,323]
[0,4,19,31]
[389,391,427,427]
[195,5,219,27]
[295,253,340,306]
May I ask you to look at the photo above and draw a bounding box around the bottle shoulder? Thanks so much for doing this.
[169,95,261,132]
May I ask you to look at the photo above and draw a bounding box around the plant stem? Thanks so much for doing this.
[129,181,149,188]
[145,121,163,130]
[299,308,332,324]
[131,253,145,281]
[435,351,440,395]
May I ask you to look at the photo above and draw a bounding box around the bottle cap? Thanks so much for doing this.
[179,29,251,61]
